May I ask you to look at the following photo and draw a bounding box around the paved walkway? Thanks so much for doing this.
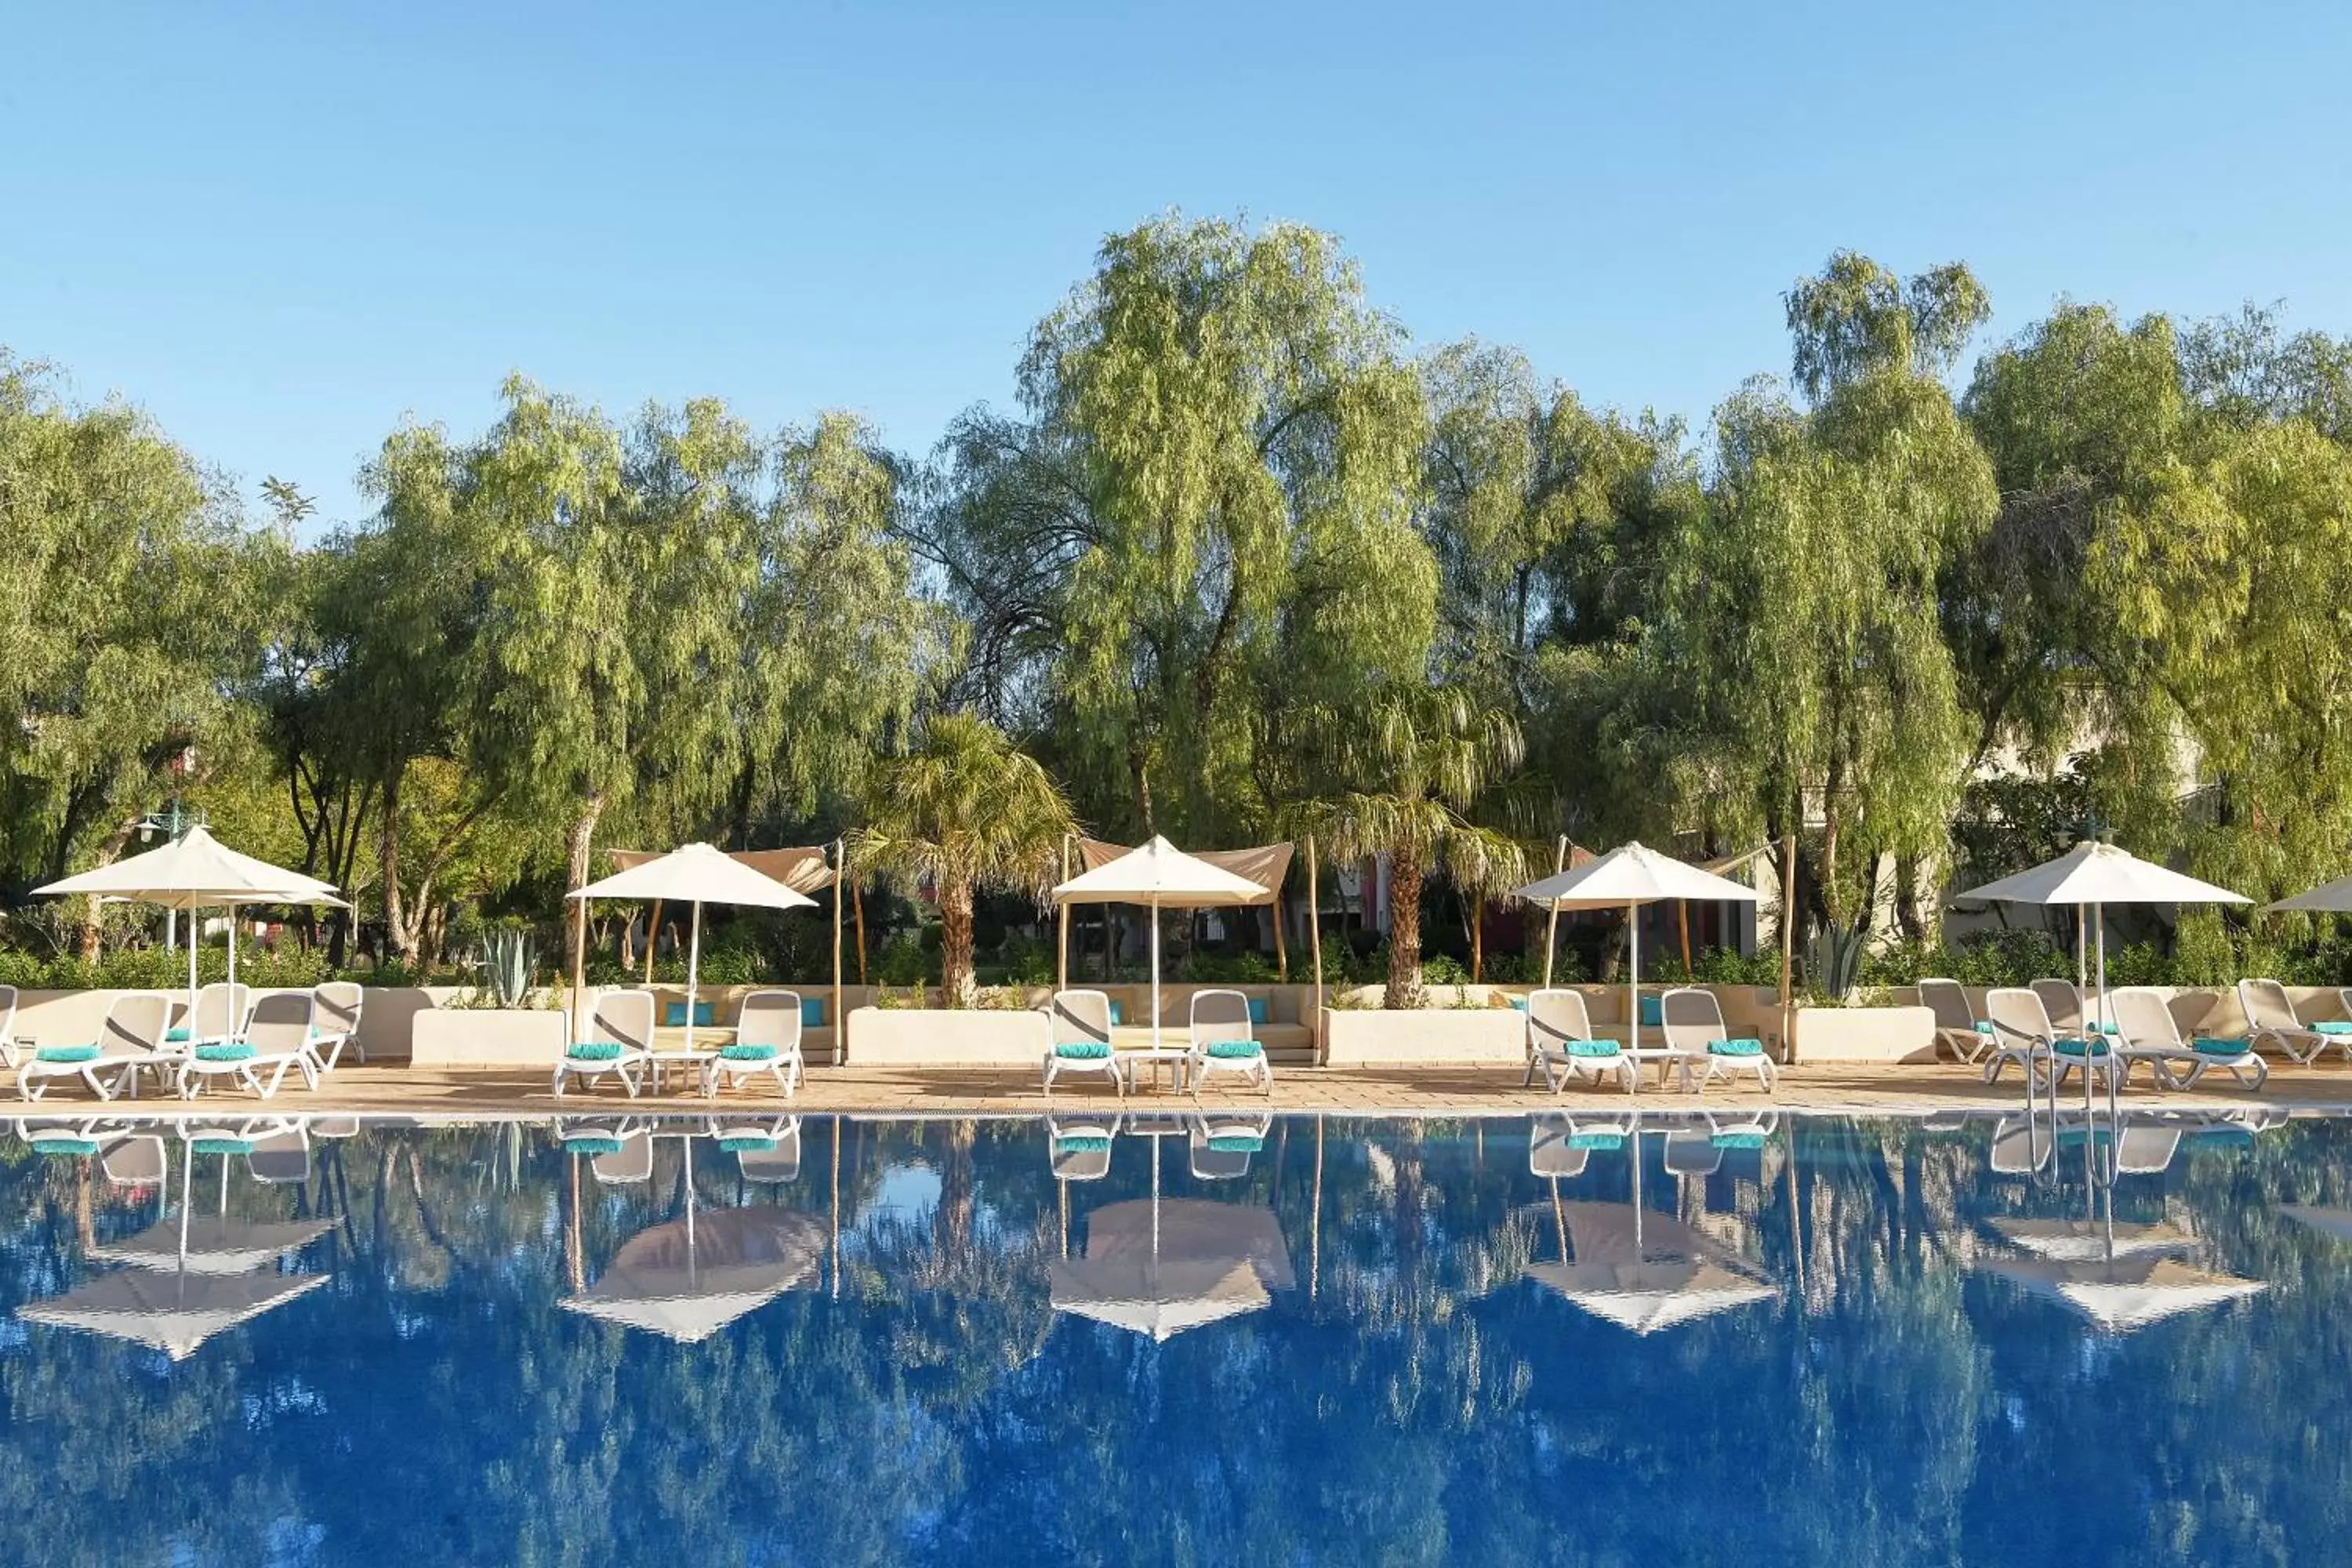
[41,1058,2352,1121]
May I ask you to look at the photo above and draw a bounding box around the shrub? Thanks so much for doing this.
[874,933,927,986]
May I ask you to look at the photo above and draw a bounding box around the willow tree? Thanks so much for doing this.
[1664,253,1998,930]
[857,713,1076,1005]
[1288,685,1526,1007]
[925,215,1434,841]
[0,354,267,913]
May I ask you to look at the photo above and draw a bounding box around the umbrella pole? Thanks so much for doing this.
[187,908,201,1040]
[832,837,845,1066]
[1150,894,1163,1048]
[684,902,702,1061]
[1058,835,1072,993]
[1307,837,1325,1065]
[1628,902,1641,1058]
[644,898,662,983]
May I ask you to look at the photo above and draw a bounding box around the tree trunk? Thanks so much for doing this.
[74,814,146,964]
[938,873,977,1007]
[380,767,406,965]
[1385,841,1425,1010]
[565,791,607,1020]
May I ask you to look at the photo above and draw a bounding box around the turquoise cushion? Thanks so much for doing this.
[1639,996,1664,1026]
[800,996,825,1028]
[1562,1039,1620,1058]
[567,1041,626,1062]
[194,1043,256,1062]
[1508,996,1529,1011]
[164,1026,192,1044]
[1055,1135,1113,1154]
[2052,1036,2111,1057]
[1054,1041,1112,1060]
[719,1043,779,1062]
[2194,1036,2253,1056]
[1107,1000,1123,1025]
[39,1139,101,1156]
[2314,1021,2352,1035]
[34,1044,100,1064]
[1710,1037,1765,1057]
[1247,996,1270,1025]
[191,1138,254,1156]
[662,1001,717,1028]
[1205,1040,1261,1058]
[1973,1020,1996,1037]
[1569,1133,1625,1151]
[719,1136,778,1153]
[1207,1135,1263,1154]
[1711,1134,1768,1150]
[564,1137,626,1155]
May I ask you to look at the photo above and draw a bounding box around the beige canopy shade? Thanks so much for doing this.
[2264,874,2352,915]
[606,844,837,895]
[1978,1254,2265,1332]
[1984,1216,2195,1262]
[19,1268,328,1360]
[1052,837,1272,1045]
[1526,1203,1777,1334]
[88,1216,334,1277]
[1065,839,1292,907]
[1050,1197,1295,1342]
[562,1206,826,1343]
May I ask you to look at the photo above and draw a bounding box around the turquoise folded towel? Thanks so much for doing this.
[194,1043,256,1062]
[34,1044,100,1064]
[567,1041,626,1062]
[191,1138,254,1156]
[1561,1039,1619,1058]
[39,1139,101,1156]
[564,1137,626,1155]
[164,1026,192,1044]
[2194,1036,2253,1056]
[1054,1041,1112,1060]
[1207,1135,1263,1154]
[2314,1021,2352,1036]
[2052,1036,2111,1057]
[1973,1020,1996,1036]
[1247,996,1270,1025]
[1205,1040,1261,1058]
[1710,1038,1765,1057]
[1055,1135,1114,1154]
[1569,1133,1625,1151]
[719,1137,779,1153]
[1508,996,1529,1011]
[1711,1134,1768,1150]
[719,1044,779,1062]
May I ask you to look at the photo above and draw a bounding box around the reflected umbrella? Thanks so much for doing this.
[1980,1254,2265,1331]
[1051,1132,1294,1341]
[1527,1202,1777,1334]
[1986,1216,2196,1262]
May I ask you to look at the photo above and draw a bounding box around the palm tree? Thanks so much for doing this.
[1290,685,1527,1008]
[858,713,1077,1005]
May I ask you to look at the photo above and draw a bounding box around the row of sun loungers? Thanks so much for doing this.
[1,982,363,1104]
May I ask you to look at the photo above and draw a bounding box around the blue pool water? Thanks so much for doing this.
[2,1108,2347,1565]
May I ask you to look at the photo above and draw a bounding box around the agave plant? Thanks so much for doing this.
[1806,919,1866,1001]
[484,928,537,1008]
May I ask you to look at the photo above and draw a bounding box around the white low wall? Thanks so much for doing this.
[1792,1004,1936,1062]
[410,1007,567,1068]
[1322,1007,1526,1065]
[8,986,454,1063]
[846,1007,1047,1065]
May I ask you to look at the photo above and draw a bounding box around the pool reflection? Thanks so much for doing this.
[2,1109,2348,1564]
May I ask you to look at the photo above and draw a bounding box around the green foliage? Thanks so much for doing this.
[874,932,928,987]
[483,929,536,1007]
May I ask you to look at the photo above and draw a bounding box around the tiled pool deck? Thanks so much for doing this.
[48,1058,2352,1120]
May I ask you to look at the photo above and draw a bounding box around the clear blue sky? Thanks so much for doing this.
[8,0,2349,525]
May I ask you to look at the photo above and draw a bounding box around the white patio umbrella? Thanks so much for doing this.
[1978,1254,2264,1333]
[2263,873,2352,915]
[1052,836,1269,1046]
[1512,843,1762,1058]
[35,826,346,1036]
[1953,841,2247,1030]
[568,844,817,1056]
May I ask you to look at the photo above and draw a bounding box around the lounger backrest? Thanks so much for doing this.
[1528,1116,1588,1179]
[738,1125,801,1182]
[100,1134,167,1186]
[103,993,172,1057]
[737,990,804,1052]
[1051,989,1114,1047]
[246,991,314,1054]
[1984,988,2056,1052]
[591,989,656,1052]
[2030,979,2085,1035]
[1657,988,1727,1052]
[2114,1121,2182,1175]
[591,1133,654,1184]
[313,982,363,1036]
[0,984,16,1040]
[194,983,252,1040]
[2108,987,2181,1051]
[1525,989,1594,1051]
[1189,988,1251,1047]
[1915,978,1973,1032]
[247,1127,312,1183]
[2238,978,2298,1032]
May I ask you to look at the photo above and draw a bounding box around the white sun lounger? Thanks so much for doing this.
[178,990,320,1099]
[1918,978,1991,1064]
[307,981,365,1073]
[1188,989,1272,1096]
[710,1116,803,1181]
[557,1120,655,1182]
[1044,989,1122,1097]
[704,989,804,1098]
[1523,989,1636,1093]
[2109,987,2268,1092]
[2238,978,2352,1064]
[19,993,172,1103]
[554,989,658,1098]
[1986,988,2123,1107]
[1660,988,1776,1091]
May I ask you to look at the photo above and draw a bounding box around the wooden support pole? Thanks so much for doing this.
[1541,835,1569,988]
[852,880,866,984]
[1272,881,1290,982]
[831,837,845,1068]
[1057,833,1073,993]
[1306,834,1325,1064]
[1779,828,1799,1064]
[644,898,662,984]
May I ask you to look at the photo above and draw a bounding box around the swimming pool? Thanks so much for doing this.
[2,1108,2343,1565]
